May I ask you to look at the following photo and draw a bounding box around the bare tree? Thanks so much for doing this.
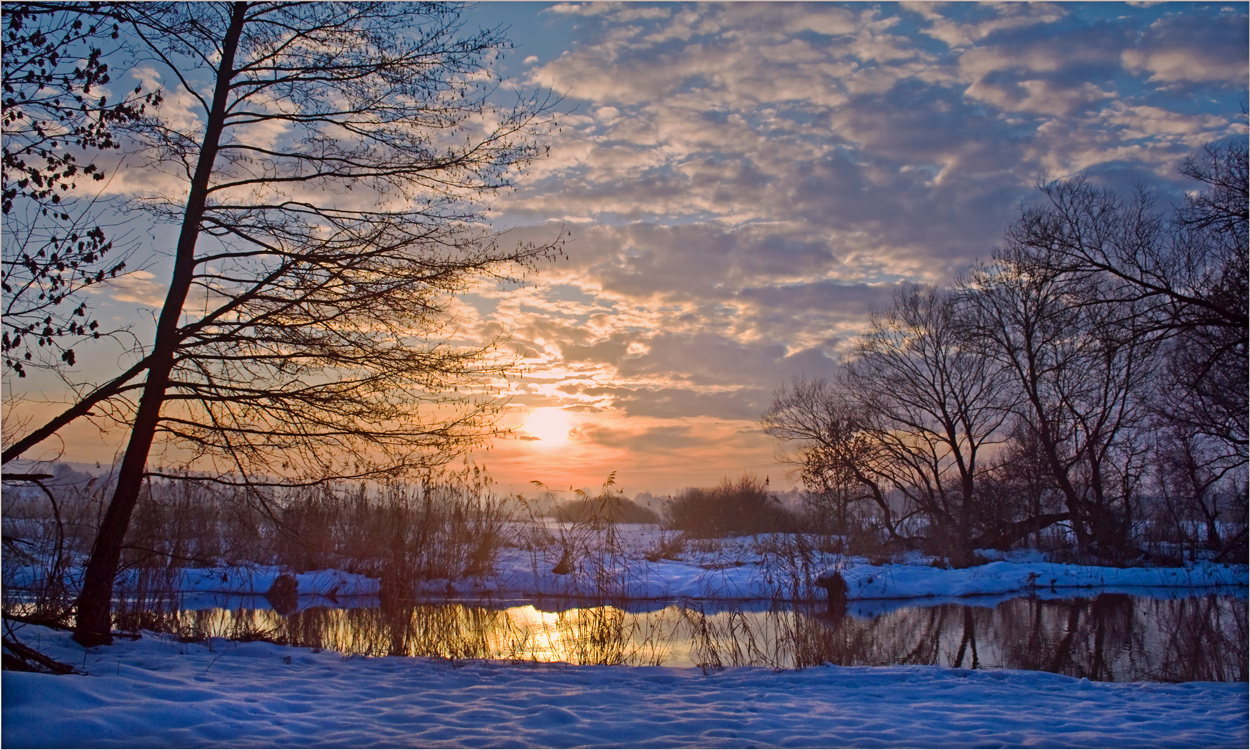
[2,2,562,646]
[1160,138,1248,467]
[1013,139,1247,465]
[962,218,1163,559]
[842,284,1016,560]
[961,137,1248,560]
[763,376,908,545]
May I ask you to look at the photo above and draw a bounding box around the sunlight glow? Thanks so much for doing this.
[523,407,572,446]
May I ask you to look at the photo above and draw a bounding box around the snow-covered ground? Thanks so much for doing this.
[4,623,1247,749]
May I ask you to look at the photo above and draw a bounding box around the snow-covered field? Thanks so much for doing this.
[4,623,1247,749]
[4,529,1247,747]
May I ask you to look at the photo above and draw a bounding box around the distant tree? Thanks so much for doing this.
[557,495,659,526]
[1152,424,1243,555]
[1,2,161,377]
[976,418,1069,551]
[0,2,563,646]
[665,474,793,537]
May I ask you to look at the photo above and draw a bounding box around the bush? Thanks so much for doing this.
[664,474,796,537]
[556,495,659,525]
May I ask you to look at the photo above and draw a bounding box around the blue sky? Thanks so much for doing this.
[12,2,1247,497]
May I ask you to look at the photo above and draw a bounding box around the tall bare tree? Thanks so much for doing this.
[963,136,1247,559]
[1,2,562,646]
[962,215,1163,559]
[1159,139,1248,467]
[843,284,1014,560]
[1010,139,1247,464]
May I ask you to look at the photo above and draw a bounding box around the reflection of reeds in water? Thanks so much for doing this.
[163,601,674,665]
[133,593,1247,681]
[513,604,669,666]
[679,604,766,671]
[112,565,186,635]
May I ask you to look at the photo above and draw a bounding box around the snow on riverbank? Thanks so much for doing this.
[835,559,1246,600]
[7,524,1245,604]
[79,537,1245,604]
[3,624,1246,749]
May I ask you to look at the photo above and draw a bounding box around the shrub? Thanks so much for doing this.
[665,474,797,537]
[556,495,659,525]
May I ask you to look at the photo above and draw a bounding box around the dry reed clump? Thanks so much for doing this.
[2,465,517,629]
[517,473,654,601]
[2,469,115,624]
[643,531,686,563]
[753,532,841,603]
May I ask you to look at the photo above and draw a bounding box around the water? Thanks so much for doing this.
[116,591,1248,682]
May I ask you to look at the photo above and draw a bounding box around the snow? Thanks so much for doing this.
[4,623,1247,749]
[20,528,1228,605]
[834,559,1246,600]
[162,567,382,598]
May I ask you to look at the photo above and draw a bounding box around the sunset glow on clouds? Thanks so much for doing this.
[460,1,1247,496]
[24,2,1246,498]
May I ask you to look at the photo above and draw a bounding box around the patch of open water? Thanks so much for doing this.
[117,590,1247,682]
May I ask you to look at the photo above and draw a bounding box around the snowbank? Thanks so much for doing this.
[12,543,1242,606]
[127,554,1250,604]
[833,560,1247,600]
[161,567,382,597]
[3,624,1246,748]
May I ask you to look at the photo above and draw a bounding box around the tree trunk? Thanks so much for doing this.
[976,512,1070,551]
[73,3,248,647]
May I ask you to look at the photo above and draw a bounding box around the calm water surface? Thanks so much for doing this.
[119,592,1248,682]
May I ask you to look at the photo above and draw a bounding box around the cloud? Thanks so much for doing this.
[908,2,1067,49]
[98,270,167,308]
[1122,12,1249,84]
[488,3,1242,485]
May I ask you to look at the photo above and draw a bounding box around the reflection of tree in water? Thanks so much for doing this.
[755,594,1243,681]
[986,595,1136,680]
[159,593,1246,681]
[768,603,962,670]
[988,594,1246,683]
[1154,595,1248,682]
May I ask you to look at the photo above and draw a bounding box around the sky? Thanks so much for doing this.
[8,1,1248,499]
[454,1,1249,496]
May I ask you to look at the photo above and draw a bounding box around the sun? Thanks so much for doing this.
[523,407,572,446]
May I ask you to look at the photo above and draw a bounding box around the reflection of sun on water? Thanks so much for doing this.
[523,407,571,446]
